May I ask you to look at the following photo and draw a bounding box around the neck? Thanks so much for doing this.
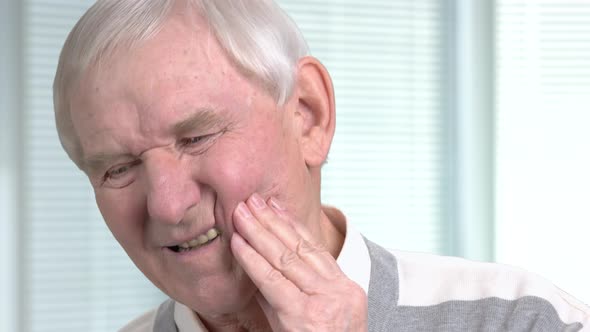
[320,205,346,259]
[199,294,271,332]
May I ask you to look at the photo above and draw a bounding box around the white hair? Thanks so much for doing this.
[53,0,310,166]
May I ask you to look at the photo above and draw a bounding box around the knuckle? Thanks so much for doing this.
[278,249,299,269]
[264,266,285,284]
[343,282,368,306]
[352,284,367,301]
[295,238,319,256]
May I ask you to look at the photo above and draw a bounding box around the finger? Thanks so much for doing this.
[230,232,303,311]
[247,194,343,279]
[267,197,316,241]
[233,201,322,292]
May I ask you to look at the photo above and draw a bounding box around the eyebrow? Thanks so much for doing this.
[172,108,226,138]
[82,108,226,174]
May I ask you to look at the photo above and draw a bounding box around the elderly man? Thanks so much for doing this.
[53,0,589,331]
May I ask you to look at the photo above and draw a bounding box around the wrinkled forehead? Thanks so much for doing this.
[73,15,238,119]
[68,13,271,152]
[56,1,235,168]
[65,1,207,96]
[87,12,216,84]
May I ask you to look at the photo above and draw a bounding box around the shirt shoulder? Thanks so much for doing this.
[118,308,158,332]
[388,249,590,329]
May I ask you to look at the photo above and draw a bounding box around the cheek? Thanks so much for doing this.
[205,151,267,201]
[201,137,283,203]
[95,189,145,248]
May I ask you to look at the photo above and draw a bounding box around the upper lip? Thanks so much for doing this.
[161,225,219,248]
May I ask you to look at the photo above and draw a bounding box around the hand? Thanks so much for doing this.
[231,193,368,332]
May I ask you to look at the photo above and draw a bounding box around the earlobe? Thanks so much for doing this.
[294,56,336,168]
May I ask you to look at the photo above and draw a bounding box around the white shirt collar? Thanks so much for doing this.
[336,218,371,294]
[174,301,208,332]
[174,212,371,331]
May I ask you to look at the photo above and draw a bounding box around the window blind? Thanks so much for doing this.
[495,0,590,304]
[279,0,448,254]
[21,0,448,330]
[22,1,166,331]
[0,1,20,331]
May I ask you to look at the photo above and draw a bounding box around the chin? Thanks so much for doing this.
[172,270,259,316]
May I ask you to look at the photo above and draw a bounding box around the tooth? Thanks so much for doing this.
[178,242,190,249]
[188,239,200,247]
[206,228,219,240]
[197,234,209,245]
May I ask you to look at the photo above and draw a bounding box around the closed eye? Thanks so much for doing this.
[178,132,223,155]
[109,164,132,177]
[102,160,141,188]
[180,135,210,146]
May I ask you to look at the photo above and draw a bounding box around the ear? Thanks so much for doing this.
[293,56,336,168]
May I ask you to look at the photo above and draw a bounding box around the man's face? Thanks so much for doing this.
[68,16,315,315]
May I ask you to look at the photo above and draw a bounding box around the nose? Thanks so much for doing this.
[143,151,200,225]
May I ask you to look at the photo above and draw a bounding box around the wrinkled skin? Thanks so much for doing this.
[232,194,368,332]
[68,5,367,331]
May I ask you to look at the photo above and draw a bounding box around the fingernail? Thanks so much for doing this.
[250,193,265,209]
[269,197,285,211]
[235,202,253,219]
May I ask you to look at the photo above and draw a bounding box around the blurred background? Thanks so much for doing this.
[1,0,589,331]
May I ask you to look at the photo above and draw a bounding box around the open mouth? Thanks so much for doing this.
[168,227,221,253]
